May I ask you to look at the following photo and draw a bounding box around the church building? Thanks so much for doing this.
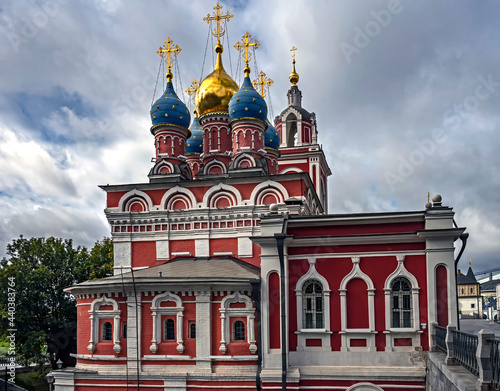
[49,4,466,390]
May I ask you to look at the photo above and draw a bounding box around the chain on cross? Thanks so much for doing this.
[234,32,260,76]
[253,71,273,98]
[203,2,233,45]
[157,38,182,82]
[185,78,200,104]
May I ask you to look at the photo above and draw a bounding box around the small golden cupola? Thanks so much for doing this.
[195,2,239,118]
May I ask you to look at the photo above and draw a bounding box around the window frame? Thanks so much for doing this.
[302,279,324,329]
[164,318,176,341]
[232,320,246,341]
[101,321,113,341]
[390,277,413,328]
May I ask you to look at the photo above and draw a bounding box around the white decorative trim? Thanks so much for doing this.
[339,257,376,351]
[346,383,384,391]
[202,183,243,208]
[118,189,154,212]
[294,258,332,351]
[233,153,256,168]
[249,180,289,206]
[383,255,422,351]
[219,292,256,355]
[279,167,302,174]
[160,186,197,210]
[87,295,121,354]
[150,292,185,354]
[203,159,227,175]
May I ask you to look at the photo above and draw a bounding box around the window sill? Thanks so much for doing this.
[385,328,422,333]
[295,329,332,335]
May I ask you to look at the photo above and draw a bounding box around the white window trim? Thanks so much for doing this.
[87,295,121,354]
[219,292,256,354]
[294,258,331,351]
[339,257,376,352]
[150,292,184,354]
[383,255,422,351]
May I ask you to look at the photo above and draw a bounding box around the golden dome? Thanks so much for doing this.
[195,45,239,117]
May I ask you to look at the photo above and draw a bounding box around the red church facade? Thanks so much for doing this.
[50,4,465,390]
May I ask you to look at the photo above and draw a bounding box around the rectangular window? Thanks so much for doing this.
[471,303,475,309]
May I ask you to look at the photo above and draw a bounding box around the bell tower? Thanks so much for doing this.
[274,47,331,212]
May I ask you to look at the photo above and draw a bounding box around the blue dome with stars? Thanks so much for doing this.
[150,82,190,129]
[228,76,267,122]
[186,114,203,155]
[265,119,280,151]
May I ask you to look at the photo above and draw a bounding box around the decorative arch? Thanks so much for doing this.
[249,180,289,206]
[233,153,256,169]
[118,189,154,212]
[383,255,422,351]
[203,159,227,175]
[346,383,384,391]
[151,160,175,176]
[150,292,184,354]
[285,112,298,147]
[219,292,256,354]
[339,257,376,352]
[87,295,121,354]
[202,183,242,208]
[161,186,197,211]
[295,259,331,351]
[280,167,302,175]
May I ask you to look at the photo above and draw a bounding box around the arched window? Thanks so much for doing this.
[101,322,112,341]
[391,277,412,328]
[303,279,324,328]
[189,323,196,339]
[122,323,127,339]
[164,319,175,340]
[233,320,245,341]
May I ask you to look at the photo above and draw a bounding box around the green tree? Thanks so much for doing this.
[0,236,113,368]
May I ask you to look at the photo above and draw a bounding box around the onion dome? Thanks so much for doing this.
[186,112,203,155]
[150,82,190,130]
[229,76,268,122]
[195,45,239,117]
[264,119,280,151]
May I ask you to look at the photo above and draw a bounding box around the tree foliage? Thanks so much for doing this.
[0,236,113,368]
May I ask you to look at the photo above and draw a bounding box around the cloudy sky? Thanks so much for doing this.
[0,0,499,274]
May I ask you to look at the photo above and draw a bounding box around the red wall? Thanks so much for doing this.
[268,272,280,349]
[436,265,449,327]
[132,241,156,267]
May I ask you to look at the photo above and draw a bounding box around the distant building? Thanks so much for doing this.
[481,278,500,320]
[457,263,481,318]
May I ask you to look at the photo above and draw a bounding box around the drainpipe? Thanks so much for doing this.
[275,232,287,391]
[251,280,262,391]
[453,219,468,330]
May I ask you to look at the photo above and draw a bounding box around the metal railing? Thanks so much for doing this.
[435,324,447,353]
[452,329,479,376]
[490,337,500,390]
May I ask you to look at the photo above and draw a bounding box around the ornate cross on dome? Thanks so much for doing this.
[185,78,199,103]
[253,71,273,98]
[234,32,260,77]
[289,45,299,86]
[291,46,297,62]
[204,2,233,48]
[157,38,182,83]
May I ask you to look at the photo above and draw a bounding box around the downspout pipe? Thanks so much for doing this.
[251,280,262,391]
[275,232,287,391]
[454,229,469,331]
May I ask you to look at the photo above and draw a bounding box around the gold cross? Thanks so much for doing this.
[253,71,273,98]
[185,78,200,104]
[234,32,260,76]
[157,38,182,82]
[203,2,233,45]
[291,46,297,62]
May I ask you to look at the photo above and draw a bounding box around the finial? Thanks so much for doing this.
[289,46,299,86]
[203,2,233,51]
[427,192,430,203]
[157,38,182,83]
[469,258,472,267]
[253,71,273,98]
[235,32,260,77]
[186,78,200,104]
